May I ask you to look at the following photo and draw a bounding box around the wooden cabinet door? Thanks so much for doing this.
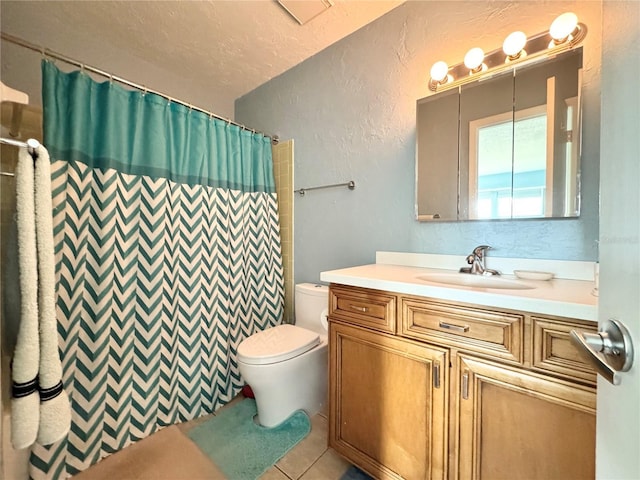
[329,321,449,480]
[455,354,596,480]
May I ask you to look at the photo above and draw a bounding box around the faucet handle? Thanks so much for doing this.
[472,245,492,257]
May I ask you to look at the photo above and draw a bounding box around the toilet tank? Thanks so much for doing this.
[294,283,329,334]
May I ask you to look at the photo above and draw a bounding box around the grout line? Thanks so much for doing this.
[292,445,329,480]
[274,465,296,480]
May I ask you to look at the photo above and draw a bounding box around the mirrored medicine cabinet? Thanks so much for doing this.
[416,48,583,222]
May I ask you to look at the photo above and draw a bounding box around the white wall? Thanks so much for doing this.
[235,1,603,284]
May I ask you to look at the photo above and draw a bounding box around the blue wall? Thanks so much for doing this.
[236,1,602,284]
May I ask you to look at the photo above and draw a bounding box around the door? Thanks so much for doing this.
[456,354,596,480]
[329,322,448,480]
[597,2,639,478]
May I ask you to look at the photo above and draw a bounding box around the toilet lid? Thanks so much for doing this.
[237,324,320,365]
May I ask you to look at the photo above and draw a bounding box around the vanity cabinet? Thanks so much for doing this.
[328,284,597,480]
[329,285,448,480]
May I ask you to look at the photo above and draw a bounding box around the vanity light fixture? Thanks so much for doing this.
[427,11,587,92]
[549,12,583,45]
[503,31,527,61]
[463,47,486,74]
[429,60,451,90]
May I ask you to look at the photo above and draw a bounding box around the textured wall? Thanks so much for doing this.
[0,2,236,117]
[0,1,403,119]
[236,1,603,284]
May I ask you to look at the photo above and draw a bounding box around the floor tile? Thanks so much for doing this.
[260,466,292,480]
[319,401,329,418]
[276,414,328,479]
[299,448,351,480]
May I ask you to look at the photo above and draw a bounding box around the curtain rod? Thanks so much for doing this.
[0,32,278,144]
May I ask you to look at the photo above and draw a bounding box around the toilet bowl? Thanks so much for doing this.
[237,283,329,427]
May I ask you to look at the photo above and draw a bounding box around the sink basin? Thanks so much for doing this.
[416,272,535,290]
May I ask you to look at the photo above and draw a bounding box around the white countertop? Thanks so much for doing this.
[320,263,598,322]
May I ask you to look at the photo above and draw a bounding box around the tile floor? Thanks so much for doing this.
[72,395,354,480]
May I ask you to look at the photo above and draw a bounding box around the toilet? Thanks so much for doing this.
[237,283,329,427]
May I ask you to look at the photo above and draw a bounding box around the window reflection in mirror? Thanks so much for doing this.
[470,106,547,219]
[415,48,582,222]
[513,49,582,219]
[460,73,514,220]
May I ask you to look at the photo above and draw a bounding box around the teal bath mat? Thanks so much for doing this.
[188,398,310,479]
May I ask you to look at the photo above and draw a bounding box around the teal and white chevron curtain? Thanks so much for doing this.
[30,61,284,478]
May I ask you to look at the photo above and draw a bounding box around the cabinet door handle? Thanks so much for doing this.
[461,370,470,400]
[439,321,469,333]
[350,304,369,313]
[433,361,441,389]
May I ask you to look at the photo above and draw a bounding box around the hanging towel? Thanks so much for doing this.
[11,144,71,449]
[11,146,40,449]
[34,144,71,445]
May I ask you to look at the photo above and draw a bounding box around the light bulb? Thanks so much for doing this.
[429,61,449,82]
[503,31,527,59]
[464,47,485,72]
[550,12,578,43]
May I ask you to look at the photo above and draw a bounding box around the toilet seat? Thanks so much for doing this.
[238,324,320,365]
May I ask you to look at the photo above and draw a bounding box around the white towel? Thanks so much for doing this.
[11,145,40,449]
[11,144,71,449]
[34,144,71,445]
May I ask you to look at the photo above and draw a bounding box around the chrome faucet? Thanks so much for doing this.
[460,245,500,276]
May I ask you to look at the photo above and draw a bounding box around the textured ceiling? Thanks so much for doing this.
[1,1,403,111]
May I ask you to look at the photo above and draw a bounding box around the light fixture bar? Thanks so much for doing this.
[428,18,587,92]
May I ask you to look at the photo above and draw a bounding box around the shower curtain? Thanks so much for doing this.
[29,61,284,479]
